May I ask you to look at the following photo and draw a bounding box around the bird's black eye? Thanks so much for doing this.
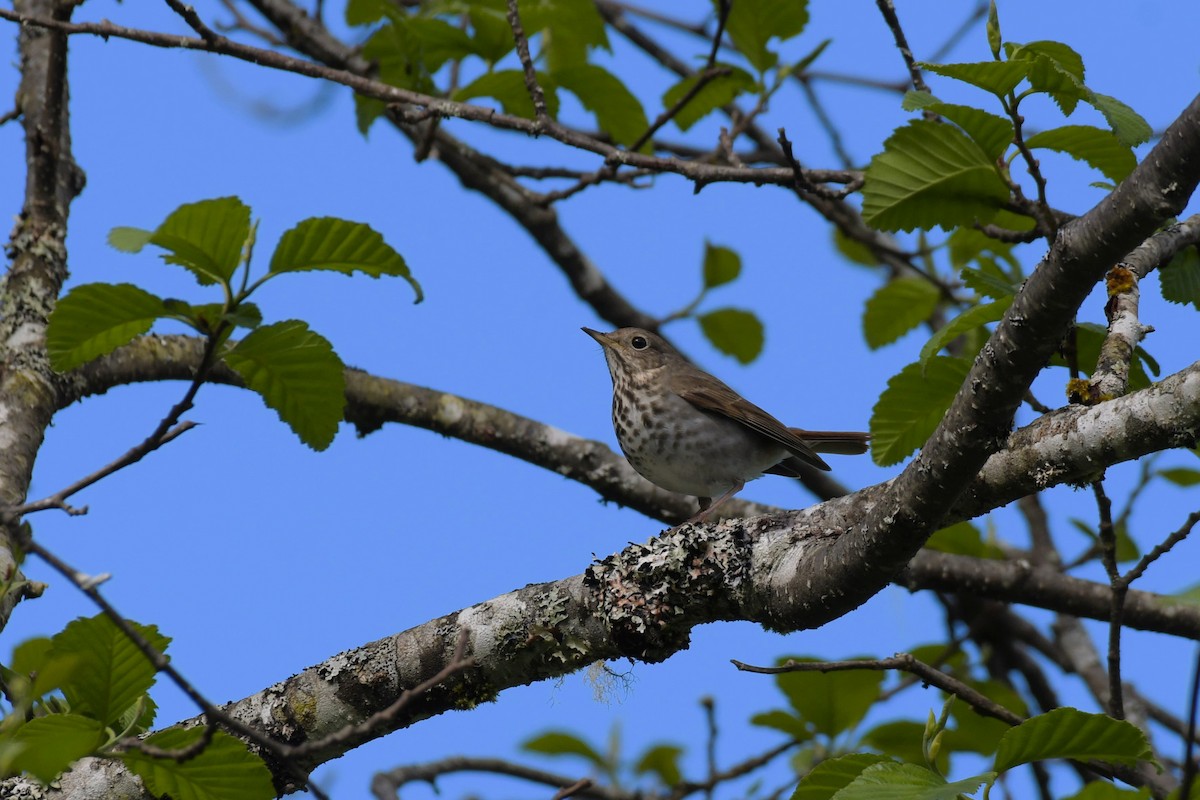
[631,336,648,350]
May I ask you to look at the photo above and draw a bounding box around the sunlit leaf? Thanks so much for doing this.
[47,283,166,372]
[993,708,1153,772]
[698,308,763,364]
[270,217,422,302]
[53,614,170,727]
[862,277,941,350]
[871,357,971,466]
[122,728,275,800]
[1025,125,1136,183]
[8,714,106,783]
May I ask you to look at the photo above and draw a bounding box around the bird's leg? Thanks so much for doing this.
[685,481,745,523]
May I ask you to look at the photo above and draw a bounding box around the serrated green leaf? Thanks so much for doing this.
[871,357,971,466]
[831,761,991,800]
[662,66,756,132]
[270,217,421,302]
[454,69,561,119]
[919,297,1012,364]
[993,708,1153,772]
[751,709,810,739]
[522,731,606,766]
[925,520,1005,560]
[863,120,1009,232]
[862,277,941,350]
[1025,125,1136,183]
[774,657,883,737]
[792,753,889,800]
[698,308,763,364]
[52,614,169,727]
[1160,246,1200,310]
[122,728,275,800]
[9,714,106,783]
[1160,468,1200,487]
[405,16,477,70]
[1006,40,1086,114]
[553,64,649,148]
[634,743,683,787]
[921,61,1030,96]
[47,283,167,372]
[721,0,809,73]
[223,321,346,451]
[901,92,1013,162]
[1086,92,1152,146]
[703,243,741,288]
[138,197,252,286]
[117,693,158,736]
[467,2,514,65]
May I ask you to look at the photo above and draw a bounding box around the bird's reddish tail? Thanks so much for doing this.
[791,429,870,455]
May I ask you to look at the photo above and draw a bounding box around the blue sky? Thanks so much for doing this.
[3,1,1199,797]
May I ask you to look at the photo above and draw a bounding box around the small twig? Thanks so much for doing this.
[1091,480,1126,719]
[505,0,549,123]
[927,1,988,62]
[288,629,476,759]
[1182,646,1200,800]
[975,222,1043,244]
[0,106,20,126]
[214,0,283,45]
[552,778,595,800]
[1003,94,1057,240]
[874,0,930,94]
[666,739,800,800]
[1123,510,1200,586]
[796,77,855,169]
[116,724,217,761]
[732,654,1022,725]
[777,128,859,201]
[701,697,717,800]
[162,0,220,45]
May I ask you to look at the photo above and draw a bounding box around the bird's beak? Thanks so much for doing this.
[581,327,612,348]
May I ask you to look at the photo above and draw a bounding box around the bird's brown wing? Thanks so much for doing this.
[670,370,832,471]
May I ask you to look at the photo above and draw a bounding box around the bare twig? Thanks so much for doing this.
[505,0,548,122]
[1182,646,1200,800]
[1091,480,1126,719]
[874,0,930,94]
[552,779,595,800]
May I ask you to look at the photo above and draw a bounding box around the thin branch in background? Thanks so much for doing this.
[874,0,930,94]
[1124,510,1200,585]
[666,739,801,800]
[162,0,220,44]
[927,1,988,62]
[371,757,630,800]
[701,697,717,800]
[505,0,549,122]
[1091,479,1126,719]
[1003,94,1058,240]
[214,0,284,45]
[117,724,217,761]
[552,779,595,800]
[796,77,855,169]
[976,222,1043,244]
[733,654,1022,725]
[777,128,860,201]
[1182,646,1200,800]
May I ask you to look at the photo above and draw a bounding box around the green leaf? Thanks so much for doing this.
[270,217,422,302]
[1086,92,1152,146]
[116,197,252,286]
[862,277,941,350]
[947,701,1009,757]
[522,0,610,70]
[634,743,683,787]
[863,120,1010,232]
[467,2,515,65]
[721,0,809,73]
[522,731,606,767]
[831,761,992,800]
[553,64,650,148]
[47,283,167,372]
[344,0,389,25]
[925,521,1005,559]
[223,321,346,451]
[454,70,561,119]
[661,66,756,132]
[353,94,388,136]
[702,242,741,288]
[901,92,1013,161]
[993,708,1153,772]
[361,20,438,96]
[861,721,936,769]
[1160,246,1200,310]
[1025,125,1136,183]
[10,637,81,702]
[1160,467,1200,487]
[1006,40,1086,113]
[921,61,1030,96]
[53,614,169,726]
[122,728,275,800]
[791,753,889,800]
[698,308,763,364]
[8,714,106,783]
[958,266,1020,300]
[405,16,477,70]
[871,357,971,467]
[833,228,881,267]
[773,657,883,737]
[751,709,810,739]
[918,297,1012,364]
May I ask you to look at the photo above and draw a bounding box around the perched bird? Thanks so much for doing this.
[583,327,869,521]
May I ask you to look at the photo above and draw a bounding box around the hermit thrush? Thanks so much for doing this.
[583,327,869,521]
